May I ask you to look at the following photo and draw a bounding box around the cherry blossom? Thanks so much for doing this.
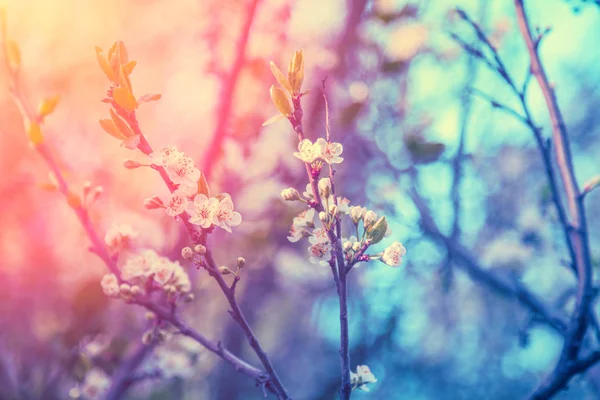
[351,365,377,392]
[381,242,407,267]
[212,195,242,232]
[165,190,188,216]
[149,145,183,167]
[336,197,351,214]
[293,139,320,163]
[165,154,201,187]
[153,258,175,286]
[186,194,218,228]
[315,138,344,164]
[121,249,161,282]
[100,273,119,297]
[308,242,332,266]
[104,223,138,253]
[293,209,316,227]
[78,368,111,400]
[309,228,329,244]
[155,349,194,379]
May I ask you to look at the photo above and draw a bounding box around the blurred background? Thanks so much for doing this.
[1,0,600,398]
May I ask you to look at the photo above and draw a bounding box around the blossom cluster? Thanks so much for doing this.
[101,248,192,300]
[146,146,242,232]
[282,177,406,267]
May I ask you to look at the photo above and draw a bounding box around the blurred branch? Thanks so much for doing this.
[515,1,595,397]
[105,340,160,400]
[138,299,276,394]
[409,187,568,335]
[202,0,261,179]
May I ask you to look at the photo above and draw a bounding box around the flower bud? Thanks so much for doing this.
[318,178,331,198]
[319,211,328,224]
[237,257,246,269]
[366,216,388,245]
[184,293,195,303]
[123,159,142,169]
[329,204,338,218]
[141,331,153,345]
[144,196,164,210]
[281,188,301,201]
[181,247,194,260]
[119,283,131,294]
[145,312,156,320]
[343,241,353,251]
[363,210,377,229]
[130,285,141,296]
[218,266,231,275]
[352,242,361,252]
[349,206,364,225]
[194,244,207,255]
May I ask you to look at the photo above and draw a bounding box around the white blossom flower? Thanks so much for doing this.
[315,138,344,164]
[287,223,304,243]
[337,197,350,214]
[303,183,315,200]
[155,349,194,379]
[149,145,183,167]
[100,273,119,297]
[293,209,316,227]
[309,228,330,244]
[186,194,218,228]
[293,139,320,163]
[170,263,192,293]
[165,190,188,217]
[165,155,201,187]
[152,258,175,287]
[381,242,407,267]
[212,195,242,232]
[104,223,138,253]
[121,249,161,282]
[177,181,198,197]
[308,242,332,266]
[351,365,377,392]
[79,368,111,399]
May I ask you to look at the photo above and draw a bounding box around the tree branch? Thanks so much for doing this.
[515,1,595,397]
[201,0,261,179]
[410,188,568,336]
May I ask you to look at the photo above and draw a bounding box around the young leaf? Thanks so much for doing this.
[269,61,293,95]
[197,172,211,197]
[99,119,125,139]
[113,87,137,111]
[138,93,162,104]
[269,85,292,116]
[109,108,134,137]
[261,114,286,127]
